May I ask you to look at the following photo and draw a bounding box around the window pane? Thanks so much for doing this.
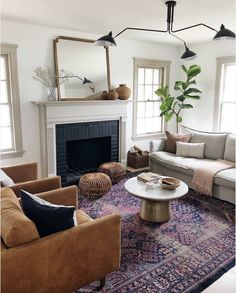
[144,85,153,101]
[137,118,145,135]
[138,85,144,100]
[222,65,236,102]
[146,102,154,117]
[153,101,161,116]
[0,126,13,150]
[220,103,236,133]
[153,69,160,84]
[137,102,145,118]
[138,68,144,84]
[0,55,7,80]
[0,81,9,103]
[145,69,153,84]
[0,105,11,127]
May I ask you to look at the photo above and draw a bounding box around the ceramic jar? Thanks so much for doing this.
[116,84,131,100]
[106,89,118,100]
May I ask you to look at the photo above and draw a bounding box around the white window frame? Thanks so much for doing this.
[0,43,24,159]
[213,56,236,132]
[132,58,171,140]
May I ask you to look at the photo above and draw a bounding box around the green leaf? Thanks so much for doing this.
[165,111,174,122]
[181,104,193,109]
[176,95,185,102]
[174,81,184,91]
[184,88,202,95]
[183,95,201,100]
[155,86,169,98]
[172,100,178,110]
[182,65,188,74]
[186,65,201,79]
[176,116,183,123]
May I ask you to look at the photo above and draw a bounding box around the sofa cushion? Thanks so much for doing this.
[181,126,227,160]
[0,169,14,187]
[76,210,93,225]
[176,142,205,158]
[164,131,191,153]
[1,188,40,248]
[214,168,236,190]
[21,190,75,237]
[223,134,235,163]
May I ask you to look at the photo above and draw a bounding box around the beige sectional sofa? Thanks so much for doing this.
[149,127,235,204]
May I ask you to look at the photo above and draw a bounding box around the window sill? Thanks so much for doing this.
[132,133,165,141]
[0,150,25,159]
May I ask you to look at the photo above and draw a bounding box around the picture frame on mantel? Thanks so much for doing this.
[53,36,112,101]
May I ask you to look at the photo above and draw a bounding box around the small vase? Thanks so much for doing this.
[116,84,131,100]
[47,87,56,101]
[106,89,118,100]
[101,91,108,100]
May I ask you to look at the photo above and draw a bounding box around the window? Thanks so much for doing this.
[133,58,170,139]
[0,44,23,158]
[214,56,236,134]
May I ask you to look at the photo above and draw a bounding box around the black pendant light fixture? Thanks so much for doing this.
[95,1,235,60]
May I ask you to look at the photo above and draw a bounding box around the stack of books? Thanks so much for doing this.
[137,172,161,184]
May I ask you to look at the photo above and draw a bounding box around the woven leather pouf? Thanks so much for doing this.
[79,172,112,197]
[98,162,126,184]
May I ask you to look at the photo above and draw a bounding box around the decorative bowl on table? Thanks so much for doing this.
[159,177,181,190]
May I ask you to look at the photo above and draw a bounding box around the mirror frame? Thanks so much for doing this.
[53,36,111,101]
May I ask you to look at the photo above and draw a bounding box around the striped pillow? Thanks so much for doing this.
[176,142,205,158]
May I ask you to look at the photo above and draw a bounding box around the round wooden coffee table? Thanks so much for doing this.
[125,176,188,222]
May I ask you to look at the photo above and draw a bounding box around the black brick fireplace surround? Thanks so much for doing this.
[56,120,119,186]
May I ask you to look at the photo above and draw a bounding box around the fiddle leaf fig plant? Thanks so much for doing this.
[155,64,201,129]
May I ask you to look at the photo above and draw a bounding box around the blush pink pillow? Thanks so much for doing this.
[164,131,191,153]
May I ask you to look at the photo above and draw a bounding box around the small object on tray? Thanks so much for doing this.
[145,182,156,189]
[137,172,161,183]
[159,177,181,190]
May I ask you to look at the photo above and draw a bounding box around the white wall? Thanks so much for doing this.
[178,40,235,131]
[1,20,180,173]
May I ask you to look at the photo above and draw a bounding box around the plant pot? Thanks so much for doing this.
[106,89,118,100]
[116,84,131,100]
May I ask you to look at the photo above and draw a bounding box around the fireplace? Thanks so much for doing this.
[56,120,119,186]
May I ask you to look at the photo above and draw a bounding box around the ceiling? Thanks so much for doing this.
[2,0,236,44]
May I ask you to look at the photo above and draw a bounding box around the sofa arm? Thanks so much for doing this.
[2,162,38,183]
[10,176,61,197]
[149,138,166,153]
[36,185,78,209]
[1,213,121,293]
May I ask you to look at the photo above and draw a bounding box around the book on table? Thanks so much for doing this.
[137,172,161,183]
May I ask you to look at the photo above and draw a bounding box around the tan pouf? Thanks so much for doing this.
[79,172,112,197]
[98,162,126,184]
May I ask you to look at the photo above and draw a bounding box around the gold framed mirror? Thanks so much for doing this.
[53,36,111,100]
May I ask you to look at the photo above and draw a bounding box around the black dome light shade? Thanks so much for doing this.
[94,31,117,46]
[181,47,197,60]
[213,24,236,40]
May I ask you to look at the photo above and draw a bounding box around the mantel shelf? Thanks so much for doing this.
[32,99,132,107]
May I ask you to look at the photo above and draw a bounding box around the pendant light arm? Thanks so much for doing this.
[114,27,168,38]
[168,32,186,46]
[171,23,217,33]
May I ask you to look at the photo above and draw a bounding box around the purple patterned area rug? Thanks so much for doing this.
[76,173,235,293]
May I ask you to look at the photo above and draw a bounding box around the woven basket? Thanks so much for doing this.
[98,162,126,184]
[127,151,149,169]
[79,172,112,197]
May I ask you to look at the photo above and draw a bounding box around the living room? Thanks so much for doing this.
[0,0,235,292]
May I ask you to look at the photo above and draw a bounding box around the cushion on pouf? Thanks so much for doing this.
[98,162,126,184]
[79,172,112,197]
[1,188,40,248]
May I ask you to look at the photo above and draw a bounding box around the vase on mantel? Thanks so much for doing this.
[106,89,118,100]
[47,87,56,101]
[116,84,131,100]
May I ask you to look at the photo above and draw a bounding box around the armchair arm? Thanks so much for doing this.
[2,162,38,183]
[1,213,121,293]
[10,176,61,197]
[149,138,166,153]
[36,185,78,209]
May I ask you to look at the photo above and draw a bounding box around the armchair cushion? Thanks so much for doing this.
[1,188,40,248]
[0,169,14,187]
[21,190,75,237]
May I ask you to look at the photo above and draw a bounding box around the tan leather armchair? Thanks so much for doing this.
[1,185,121,293]
[1,162,61,197]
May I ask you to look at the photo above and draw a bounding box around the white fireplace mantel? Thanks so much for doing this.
[33,100,130,177]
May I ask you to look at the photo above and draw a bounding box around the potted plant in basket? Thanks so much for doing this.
[155,64,202,132]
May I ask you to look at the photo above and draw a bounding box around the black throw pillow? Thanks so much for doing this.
[20,190,75,237]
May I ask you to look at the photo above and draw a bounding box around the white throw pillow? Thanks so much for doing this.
[176,142,205,158]
[0,169,14,187]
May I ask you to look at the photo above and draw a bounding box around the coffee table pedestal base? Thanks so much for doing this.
[140,200,170,222]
